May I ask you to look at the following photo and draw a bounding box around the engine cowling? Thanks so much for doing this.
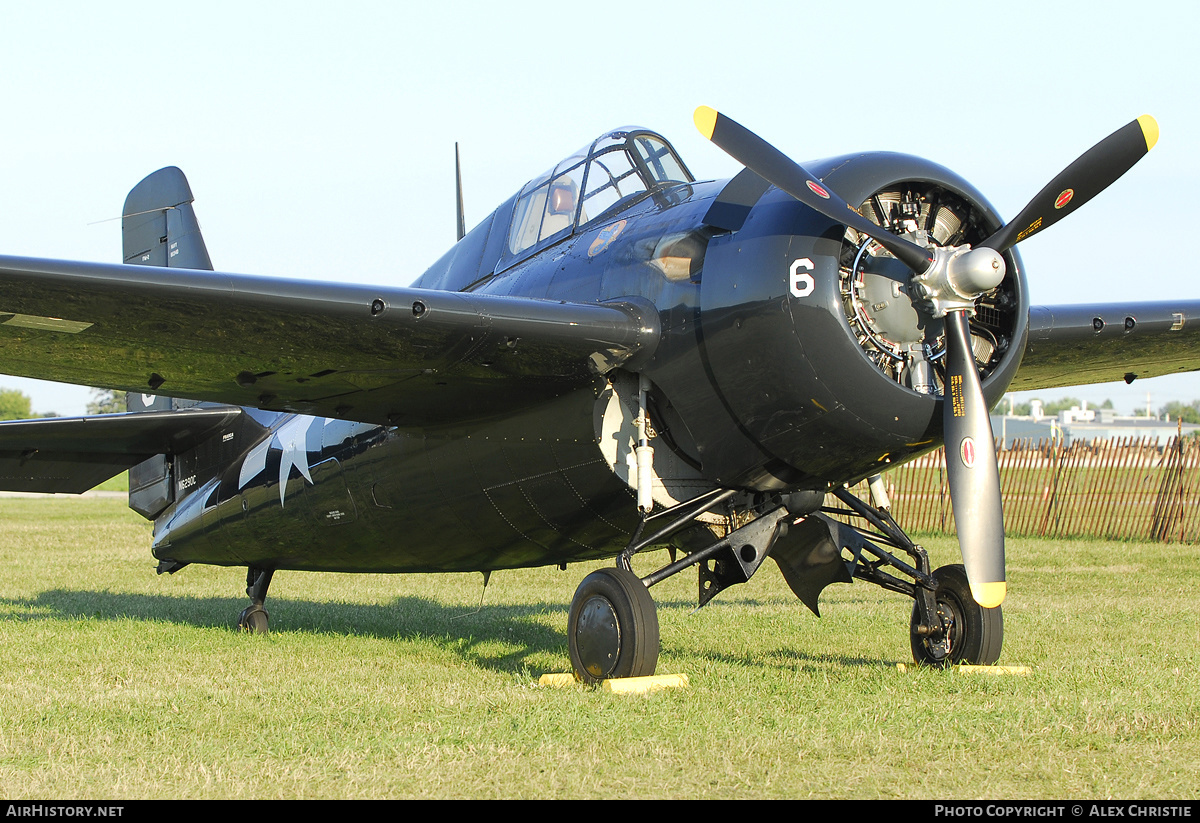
[655,152,1029,491]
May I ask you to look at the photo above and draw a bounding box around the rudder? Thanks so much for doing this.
[122,167,213,271]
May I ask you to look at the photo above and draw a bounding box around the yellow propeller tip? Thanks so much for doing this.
[694,106,718,140]
[1138,115,1159,151]
[970,581,1006,609]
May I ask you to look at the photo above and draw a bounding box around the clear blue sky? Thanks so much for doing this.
[0,0,1196,415]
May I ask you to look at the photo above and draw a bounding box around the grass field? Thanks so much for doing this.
[93,472,129,493]
[0,497,1196,799]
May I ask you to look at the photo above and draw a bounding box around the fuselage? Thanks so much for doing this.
[152,129,1028,574]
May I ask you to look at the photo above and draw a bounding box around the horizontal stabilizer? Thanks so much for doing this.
[0,406,241,493]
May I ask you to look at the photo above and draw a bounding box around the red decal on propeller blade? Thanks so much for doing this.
[1054,189,1074,209]
[960,437,976,469]
[806,180,830,199]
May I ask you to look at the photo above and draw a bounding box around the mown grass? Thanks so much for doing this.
[93,471,129,493]
[0,498,1196,799]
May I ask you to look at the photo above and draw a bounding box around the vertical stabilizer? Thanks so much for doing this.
[122,167,213,271]
[122,166,213,518]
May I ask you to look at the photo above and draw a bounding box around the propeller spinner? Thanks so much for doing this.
[695,106,1158,608]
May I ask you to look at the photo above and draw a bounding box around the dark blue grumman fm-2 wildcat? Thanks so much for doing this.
[0,108,1185,682]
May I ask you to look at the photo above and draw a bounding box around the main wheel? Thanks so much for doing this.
[911,564,1002,666]
[568,567,659,684]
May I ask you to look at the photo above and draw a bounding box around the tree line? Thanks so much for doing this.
[0,388,127,420]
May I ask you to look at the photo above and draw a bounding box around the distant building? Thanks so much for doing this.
[991,402,1199,448]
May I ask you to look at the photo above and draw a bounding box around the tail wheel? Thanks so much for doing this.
[238,604,269,634]
[911,564,1003,666]
[568,567,659,684]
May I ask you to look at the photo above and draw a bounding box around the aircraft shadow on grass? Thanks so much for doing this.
[1,589,565,671]
[0,588,892,673]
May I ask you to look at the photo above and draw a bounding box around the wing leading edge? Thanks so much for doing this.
[0,255,659,429]
[1011,301,1200,391]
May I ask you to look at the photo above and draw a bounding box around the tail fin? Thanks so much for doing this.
[122,166,213,516]
[122,167,213,271]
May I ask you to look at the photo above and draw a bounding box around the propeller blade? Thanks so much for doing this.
[942,310,1005,608]
[983,115,1158,253]
[694,106,934,274]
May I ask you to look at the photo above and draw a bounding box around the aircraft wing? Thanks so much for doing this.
[0,407,242,493]
[0,255,659,428]
[1011,301,1200,391]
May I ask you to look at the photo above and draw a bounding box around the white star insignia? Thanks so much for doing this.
[275,416,315,506]
[237,415,318,506]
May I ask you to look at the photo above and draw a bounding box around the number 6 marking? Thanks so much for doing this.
[789,257,815,298]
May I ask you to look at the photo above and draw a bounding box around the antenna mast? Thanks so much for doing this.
[455,143,466,242]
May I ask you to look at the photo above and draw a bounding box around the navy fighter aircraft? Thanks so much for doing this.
[0,108,1186,682]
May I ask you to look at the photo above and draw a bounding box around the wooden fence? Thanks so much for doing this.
[841,436,1200,542]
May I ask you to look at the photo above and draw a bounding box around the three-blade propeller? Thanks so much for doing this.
[694,105,1158,608]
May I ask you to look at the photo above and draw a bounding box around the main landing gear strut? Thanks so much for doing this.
[566,486,1002,683]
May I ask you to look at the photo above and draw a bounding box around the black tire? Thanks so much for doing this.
[238,605,269,634]
[568,567,659,684]
[910,564,1002,666]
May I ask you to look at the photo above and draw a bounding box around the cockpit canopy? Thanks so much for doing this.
[505,128,693,260]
